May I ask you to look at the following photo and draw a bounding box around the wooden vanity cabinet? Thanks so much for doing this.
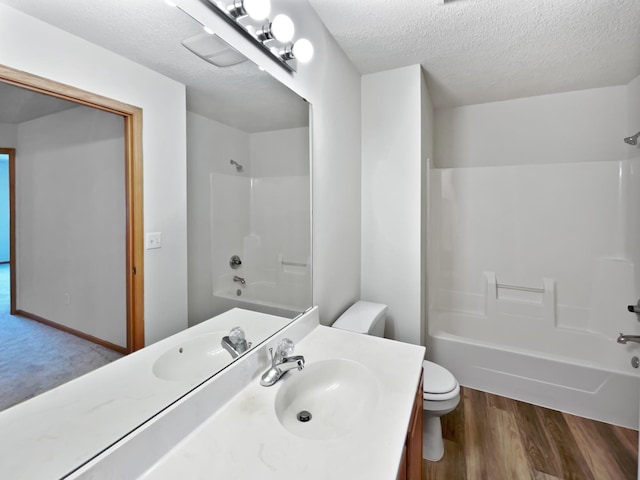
[397,446,407,480]
[397,372,423,480]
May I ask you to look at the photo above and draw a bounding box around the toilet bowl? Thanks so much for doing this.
[421,360,460,461]
[332,301,460,462]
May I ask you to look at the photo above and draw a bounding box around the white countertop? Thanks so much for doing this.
[139,325,425,480]
[0,308,290,480]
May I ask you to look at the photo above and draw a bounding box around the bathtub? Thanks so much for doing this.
[214,281,309,319]
[428,311,640,429]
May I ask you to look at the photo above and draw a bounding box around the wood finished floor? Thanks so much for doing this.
[424,387,638,480]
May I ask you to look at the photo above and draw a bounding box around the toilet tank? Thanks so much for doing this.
[332,301,387,337]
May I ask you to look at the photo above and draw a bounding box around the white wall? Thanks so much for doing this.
[0,123,17,147]
[0,3,188,344]
[178,0,362,326]
[361,65,427,344]
[421,70,434,348]
[16,106,127,346]
[435,86,628,168]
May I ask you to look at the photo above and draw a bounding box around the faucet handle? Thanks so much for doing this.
[229,326,246,345]
[276,338,295,360]
[227,326,251,354]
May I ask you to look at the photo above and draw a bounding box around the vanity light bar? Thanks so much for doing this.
[204,0,313,73]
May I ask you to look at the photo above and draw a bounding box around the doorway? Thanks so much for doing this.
[0,65,144,353]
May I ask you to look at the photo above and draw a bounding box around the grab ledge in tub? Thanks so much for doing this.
[277,254,310,273]
[484,272,556,323]
[496,283,544,294]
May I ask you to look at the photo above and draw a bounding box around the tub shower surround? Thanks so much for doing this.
[210,172,311,317]
[428,157,640,428]
[188,108,311,323]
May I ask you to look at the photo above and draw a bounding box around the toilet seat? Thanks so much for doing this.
[422,360,459,401]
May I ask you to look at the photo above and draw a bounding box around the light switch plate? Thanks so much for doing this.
[145,232,162,249]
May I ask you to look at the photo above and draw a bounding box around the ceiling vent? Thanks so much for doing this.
[181,32,248,68]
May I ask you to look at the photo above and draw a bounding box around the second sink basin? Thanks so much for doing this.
[152,331,233,383]
[274,358,379,440]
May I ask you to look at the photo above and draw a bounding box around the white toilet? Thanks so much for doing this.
[332,301,460,462]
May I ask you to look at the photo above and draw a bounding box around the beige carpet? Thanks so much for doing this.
[0,264,123,411]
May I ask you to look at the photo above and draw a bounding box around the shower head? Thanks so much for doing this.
[230,159,244,172]
[624,131,640,146]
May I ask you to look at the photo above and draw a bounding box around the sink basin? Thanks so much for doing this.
[152,331,234,382]
[274,358,379,440]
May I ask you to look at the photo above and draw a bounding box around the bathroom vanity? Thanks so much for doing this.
[0,308,290,479]
[1,307,425,479]
[398,375,424,480]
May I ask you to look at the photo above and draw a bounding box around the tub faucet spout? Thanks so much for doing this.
[617,333,640,344]
[233,275,245,286]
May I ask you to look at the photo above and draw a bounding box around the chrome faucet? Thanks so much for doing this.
[260,338,305,387]
[617,333,640,345]
[221,327,251,359]
[233,275,246,286]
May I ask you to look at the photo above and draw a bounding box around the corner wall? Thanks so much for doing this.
[0,3,188,344]
[361,65,430,345]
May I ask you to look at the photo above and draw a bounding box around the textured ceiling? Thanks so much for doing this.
[308,0,640,108]
[0,0,308,132]
[0,83,77,124]
[3,0,638,114]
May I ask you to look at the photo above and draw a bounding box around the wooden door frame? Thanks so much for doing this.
[0,64,145,353]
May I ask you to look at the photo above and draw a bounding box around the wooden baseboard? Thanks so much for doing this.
[16,310,128,355]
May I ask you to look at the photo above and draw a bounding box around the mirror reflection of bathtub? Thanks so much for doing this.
[214,261,312,319]
[198,133,312,322]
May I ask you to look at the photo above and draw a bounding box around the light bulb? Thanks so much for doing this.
[271,14,294,43]
[243,0,270,21]
[293,38,314,63]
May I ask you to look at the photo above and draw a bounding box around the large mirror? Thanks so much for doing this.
[0,0,311,476]
[185,36,312,325]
